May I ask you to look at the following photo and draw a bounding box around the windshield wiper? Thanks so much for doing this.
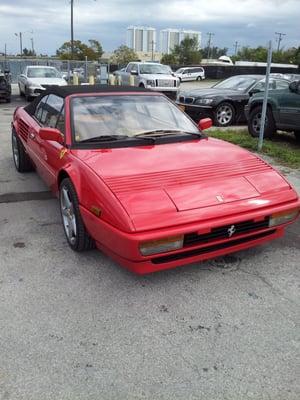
[134,129,201,138]
[80,134,129,143]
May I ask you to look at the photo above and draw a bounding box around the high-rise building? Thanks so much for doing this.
[160,29,201,54]
[126,26,157,53]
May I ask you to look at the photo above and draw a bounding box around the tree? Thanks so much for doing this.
[110,45,138,65]
[56,39,103,60]
[160,53,178,65]
[173,37,201,64]
[22,48,36,57]
[232,46,300,66]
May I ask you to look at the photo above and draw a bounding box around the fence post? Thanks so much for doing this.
[73,72,79,85]
[258,40,273,151]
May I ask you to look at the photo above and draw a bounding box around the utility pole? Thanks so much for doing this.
[206,32,215,59]
[275,32,286,52]
[233,41,240,56]
[71,0,74,60]
[14,32,23,55]
[31,37,34,54]
[150,40,156,61]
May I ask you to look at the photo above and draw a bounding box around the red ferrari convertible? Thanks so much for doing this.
[12,86,299,274]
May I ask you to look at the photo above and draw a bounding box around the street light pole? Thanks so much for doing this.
[206,32,214,59]
[15,32,23,55]
[71,0,74,60]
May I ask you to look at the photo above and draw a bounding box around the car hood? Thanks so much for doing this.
[73,138,294,231]
[140,73,177,81]
[27,77,67,86]
[179,88,242,99]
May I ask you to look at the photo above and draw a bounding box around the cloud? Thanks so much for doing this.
[0,0,299,54]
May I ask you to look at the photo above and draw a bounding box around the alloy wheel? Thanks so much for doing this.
[216,105,233,125]
[60,186,77,245]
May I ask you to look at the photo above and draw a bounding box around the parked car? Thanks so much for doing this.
[0,68,11,103]
[115,62,179,98]
[177,75,291,126]
[245,80,300,141]
[18,65,67,101]
[174,67,205,82]
[11,86,299,274]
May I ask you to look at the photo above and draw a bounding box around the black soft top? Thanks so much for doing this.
[24,84,153,115]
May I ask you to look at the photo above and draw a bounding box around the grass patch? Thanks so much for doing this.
[208,129,300,168]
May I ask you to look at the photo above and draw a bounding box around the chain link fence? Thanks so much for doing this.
[0,58,109,84]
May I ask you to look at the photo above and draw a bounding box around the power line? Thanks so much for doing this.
[275,32,286,52]
[206,32,215,59]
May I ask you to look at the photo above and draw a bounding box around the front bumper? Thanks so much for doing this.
[80,199,300,274]
[176,102,214,122]
[0,90,10,99]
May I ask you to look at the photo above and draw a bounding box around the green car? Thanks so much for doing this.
[245,80,300,141]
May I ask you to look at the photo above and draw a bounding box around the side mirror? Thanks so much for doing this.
[39,127,63,144]
[249,87,261,96]
[198,118,212,131]
[289,81,300,93]
[131,70,138,76]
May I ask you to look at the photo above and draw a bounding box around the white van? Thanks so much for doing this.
[174,67,205,82]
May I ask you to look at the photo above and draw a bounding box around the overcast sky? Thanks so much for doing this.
[0,0,299,55]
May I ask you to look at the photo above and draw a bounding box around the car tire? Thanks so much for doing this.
[24,87,31,102]
[59,178,95,252]
[214,102,236,126]
[294,131,300,142]
[139,83,145,88]
[248,106,276,138]
[196,76,201,81]
[19,84,24,97]
[11,129,34,172]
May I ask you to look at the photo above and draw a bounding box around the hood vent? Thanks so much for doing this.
[104,158,272,196]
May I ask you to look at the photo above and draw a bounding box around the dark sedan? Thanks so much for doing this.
[177,75,291,126]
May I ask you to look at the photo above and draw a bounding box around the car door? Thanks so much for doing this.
[277,82,300,128]
[123,63,134,85]
[185,69,192,81]
[28,94,65,188]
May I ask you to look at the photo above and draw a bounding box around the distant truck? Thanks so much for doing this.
[115,62,180,98]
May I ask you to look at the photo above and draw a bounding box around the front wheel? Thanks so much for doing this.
[11,130,33,172]
[19,84,24,97]
[214,102,235,126]
[59,178,95,252]
[248,106,276,138]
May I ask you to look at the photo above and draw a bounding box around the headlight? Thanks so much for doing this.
[139,235,184,256]
[146,79,156,87]
[27,80,41,89]
[269,208,299,227]
[194,98,214,105]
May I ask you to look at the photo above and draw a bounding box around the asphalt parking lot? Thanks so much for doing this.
[0,83,300,400]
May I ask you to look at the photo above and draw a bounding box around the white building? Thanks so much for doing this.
[160,29,201,54]
[126,26,157,53]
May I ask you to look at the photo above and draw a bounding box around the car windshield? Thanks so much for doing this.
[139,64,172,74]
[213,76,258,91]
[175,68,184,74]
[72,95,198,143]
[27,67,61,78]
